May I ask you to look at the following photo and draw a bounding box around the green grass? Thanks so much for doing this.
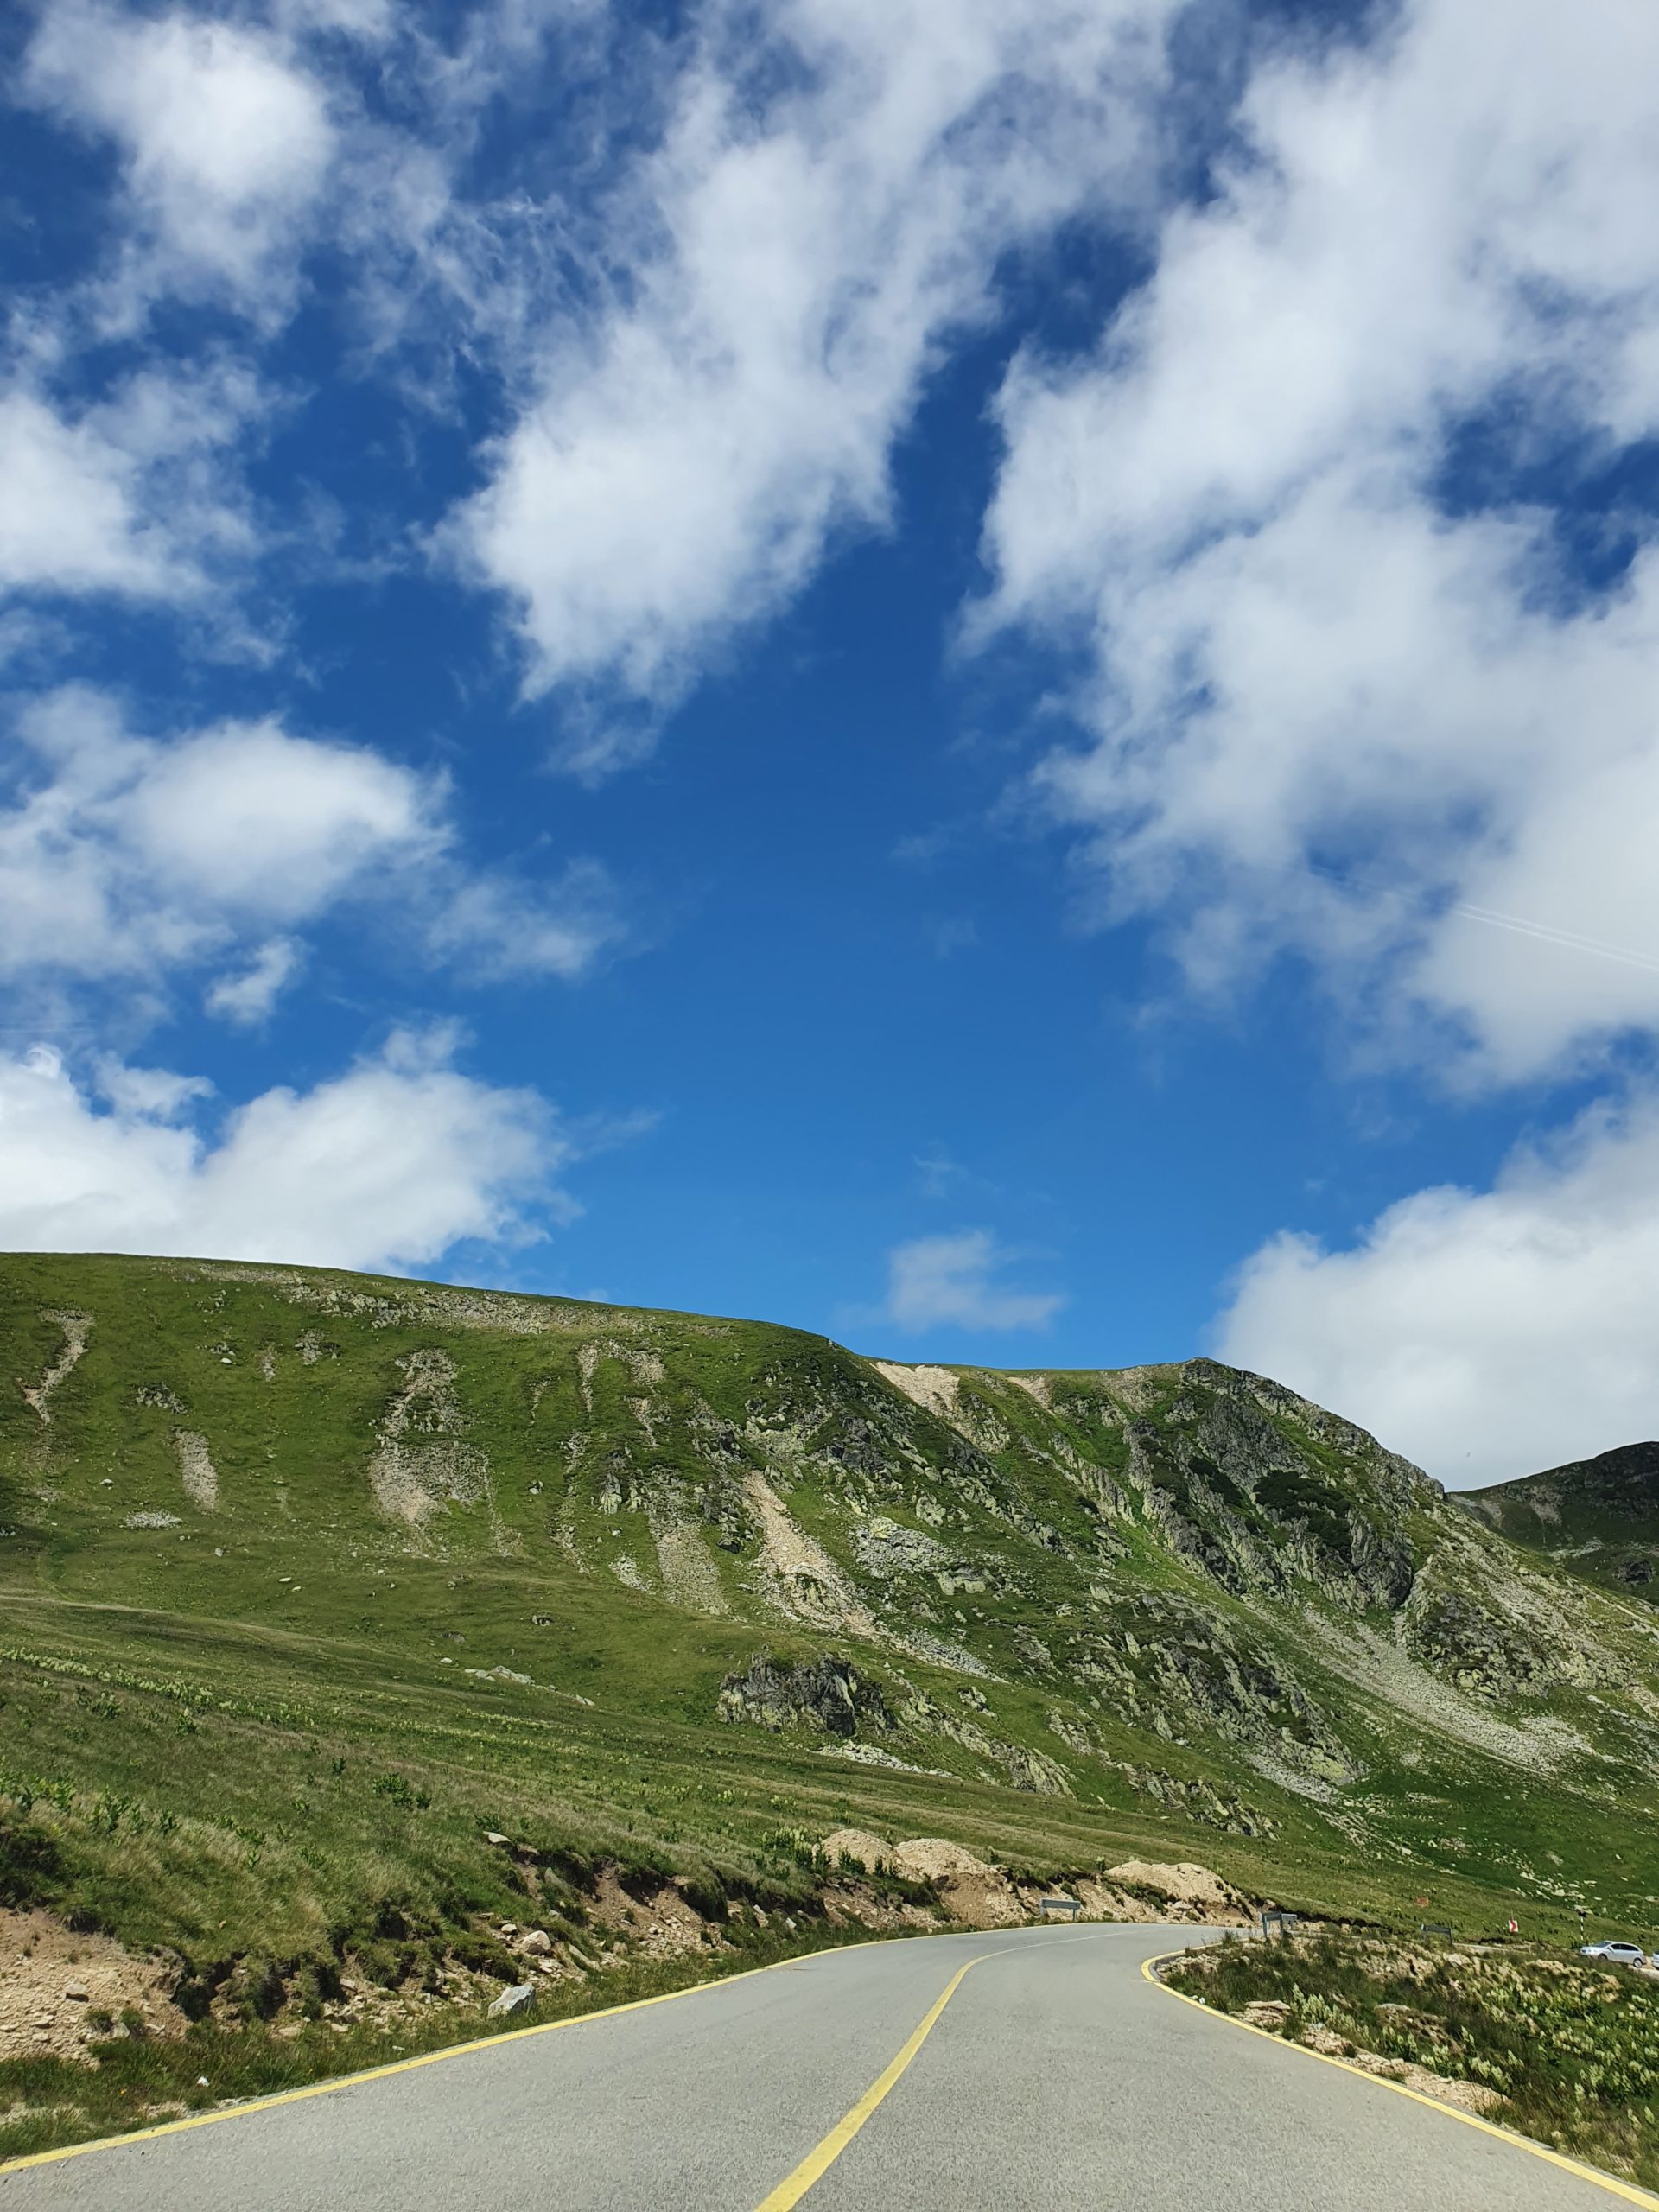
[3,1249,1659,2158]
[1166,1929,1659,2190]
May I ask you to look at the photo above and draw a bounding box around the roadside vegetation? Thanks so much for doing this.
[1166,1929,1659,2192]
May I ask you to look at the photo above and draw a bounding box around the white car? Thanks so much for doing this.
[1579,1940,1648,1967]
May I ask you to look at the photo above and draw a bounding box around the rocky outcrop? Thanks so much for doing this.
[716,1654,893,1736]
[368,1350,493,1532]
[1103,1758,1278,1838]
[818,1831,1255,1930]
[852,1515,950,1576]
[1399,1568,1596,1701]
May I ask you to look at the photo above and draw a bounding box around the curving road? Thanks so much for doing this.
[0,1925,1643,2210]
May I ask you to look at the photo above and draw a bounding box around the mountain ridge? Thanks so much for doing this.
[3,1248,1658,2009]
[1462,1442,1659,1599]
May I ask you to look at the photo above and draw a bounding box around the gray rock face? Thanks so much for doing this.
[1347,1512,1416,1607]
[1106,1364,1427,1615]
[1104,1756,1278,1837]
[488,1983,536,2018]
[1400,1572,1593,1700]
[717,1653,893,1736]
[999,1742,1072,1796]
[852,1515,949,1576]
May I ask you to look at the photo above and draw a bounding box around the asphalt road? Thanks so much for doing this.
[0,1924,1640,2210]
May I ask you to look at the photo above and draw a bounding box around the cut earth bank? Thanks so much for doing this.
[816,1833,1252,1930]
[0,1842,1251,2066]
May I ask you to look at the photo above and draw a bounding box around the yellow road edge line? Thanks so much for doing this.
[0,1942,907,2180]
[1141,1951,1659,2210]
[752,1952,993,2212]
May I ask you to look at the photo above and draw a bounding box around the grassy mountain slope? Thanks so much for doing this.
[1462,1445,1659,1602]
[4,1251,1659,1999]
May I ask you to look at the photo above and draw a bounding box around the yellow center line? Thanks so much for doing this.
[752,1951,993,2212]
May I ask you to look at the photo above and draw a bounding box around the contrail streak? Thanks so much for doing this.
[1452,901,1659,978]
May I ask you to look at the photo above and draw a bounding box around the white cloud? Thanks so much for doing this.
[204,938,302,1026]
[14,0,1187,703]
[0,393,168,597]
[423,858,627,983]
[25,1,335,307]
[454,0,1176,722]
[1216,1091,1659,1489]
[980,0,1659,1087]
[0,361,268,608]
[1027,479,1659,1081]
[93,1057,213,1121]
[0,687,627,1014]
[0,1031,563,1270]
[988,0,1659,600]
[883,1228,1063,1333]
[0,688,438,986]
[118,715,435,917]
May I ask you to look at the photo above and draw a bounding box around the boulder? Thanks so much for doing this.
[717,1654,892,1737]
[488,1983,536,2018]
[821,1827,892,1874]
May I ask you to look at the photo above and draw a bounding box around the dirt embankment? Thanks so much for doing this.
[819,1830,1255,1929]
[0,1909,186,2063]
[0,1834,1257,2072]
[588,1870,726,1962]
[1099,1859,1254,1923]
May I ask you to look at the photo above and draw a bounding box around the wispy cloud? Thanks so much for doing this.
[978,0,1659,1089]
[423,858,629,985]
[204,938,303,1027]
[450,0,1178,741]
[881,1228,1063,1333]
[0,368,264,608]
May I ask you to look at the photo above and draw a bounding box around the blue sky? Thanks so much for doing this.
[3,0,1659,1484]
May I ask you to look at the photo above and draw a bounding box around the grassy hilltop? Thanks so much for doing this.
[1462,1443,1659,1604]
[3,1249,1659,2146]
